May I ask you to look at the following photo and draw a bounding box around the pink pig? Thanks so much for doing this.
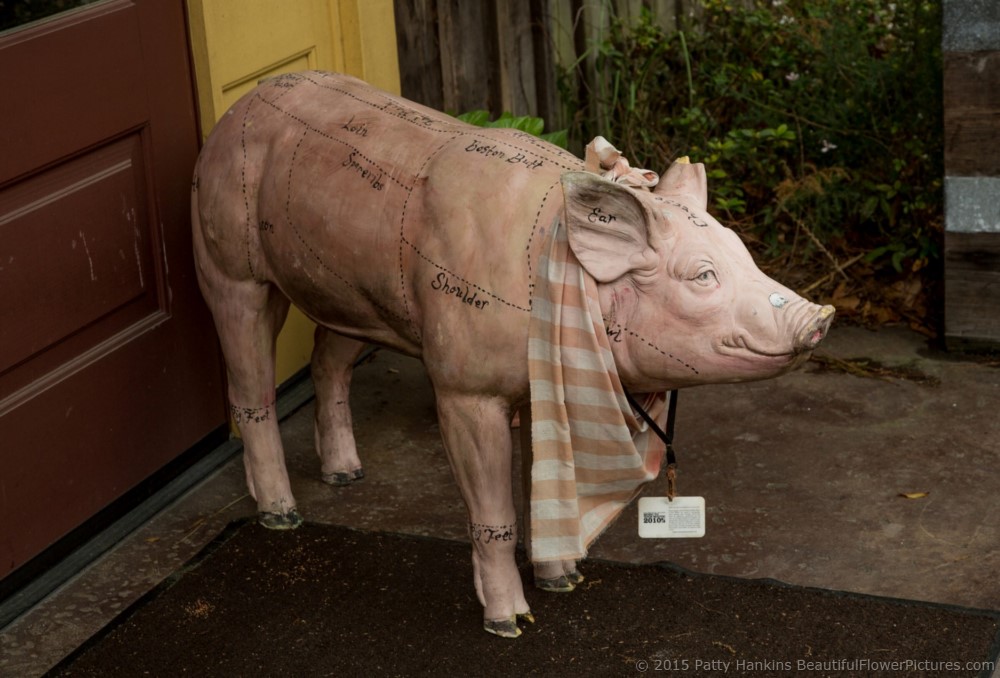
[192,72,834,638]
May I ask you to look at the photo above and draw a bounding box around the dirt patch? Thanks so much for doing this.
[808,354,941,385]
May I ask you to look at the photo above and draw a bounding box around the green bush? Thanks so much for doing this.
[561,0,942,301]
[455,110,569,149]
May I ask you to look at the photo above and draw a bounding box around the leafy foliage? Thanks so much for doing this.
[560,0,943,332]
[455,110,569,149]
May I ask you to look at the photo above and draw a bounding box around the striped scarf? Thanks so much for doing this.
[527,217,668,563]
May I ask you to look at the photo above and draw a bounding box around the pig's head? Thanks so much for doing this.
[561,161,835,392]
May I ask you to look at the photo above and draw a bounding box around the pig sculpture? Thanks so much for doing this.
[192,71,834,638]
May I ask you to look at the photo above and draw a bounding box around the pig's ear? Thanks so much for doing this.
[654,157,708,211]
[561,171,659,283]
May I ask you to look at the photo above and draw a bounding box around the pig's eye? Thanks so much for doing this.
[693,270,718,286]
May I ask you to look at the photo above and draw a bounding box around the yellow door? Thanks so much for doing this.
[186,0,400,384]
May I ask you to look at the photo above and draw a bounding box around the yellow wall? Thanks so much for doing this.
[187,0,400,385]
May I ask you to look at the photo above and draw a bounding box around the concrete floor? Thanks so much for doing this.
[2,325,999,675]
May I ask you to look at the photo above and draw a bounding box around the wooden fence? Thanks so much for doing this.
[393,0,705,132]
[395,0,1000,349]
[942,1,1000,348]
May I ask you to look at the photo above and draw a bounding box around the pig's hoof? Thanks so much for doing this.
[484,616,522,638]
[517,611,535,624]
[536,575,576,593]
[321,468,365,486]
[566,570,584,585]
[258,508,303,530]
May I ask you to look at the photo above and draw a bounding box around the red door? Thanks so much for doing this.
[0,1,227,580]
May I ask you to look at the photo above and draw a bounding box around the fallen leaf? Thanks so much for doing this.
[898,491,929,499]
[712,640,737,655]
[833,295,861,313]
[871,304,900,325]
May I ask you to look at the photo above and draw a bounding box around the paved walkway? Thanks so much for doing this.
[2,325,998,675]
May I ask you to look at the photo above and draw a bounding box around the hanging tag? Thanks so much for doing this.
[638,496,705,538]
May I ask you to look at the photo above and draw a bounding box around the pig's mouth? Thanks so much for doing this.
[722,336,802,361]
[722,306,834,362]
[721,304,835,362]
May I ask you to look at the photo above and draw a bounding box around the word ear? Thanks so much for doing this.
[561,172,659,283]
[654,158,708,211]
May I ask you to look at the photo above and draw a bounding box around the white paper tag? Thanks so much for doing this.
[638,496,705,538]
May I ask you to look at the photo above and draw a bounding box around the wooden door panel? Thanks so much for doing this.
[0,4,146,183]
[0,0,227,580]
[0,133,159,383]
[1,313,212,573]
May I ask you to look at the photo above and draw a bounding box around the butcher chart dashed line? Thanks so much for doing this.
[240,96,259,282]
[612,324,700,375]
[256,94,411,192]
[277,128,409,327]
[524,181,562,307]
[253,84,554,331]
[243,74,596,338]
[298,73,581,173]
[239,75,703,379]
[403,240,532,313]
[263,72,303,104]
[395,136,456,341]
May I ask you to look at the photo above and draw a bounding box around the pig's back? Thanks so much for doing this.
[198,71,581,355]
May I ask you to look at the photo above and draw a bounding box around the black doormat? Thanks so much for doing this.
[49,521,1000,677]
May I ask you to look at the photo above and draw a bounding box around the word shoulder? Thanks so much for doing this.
[431,272,491,310]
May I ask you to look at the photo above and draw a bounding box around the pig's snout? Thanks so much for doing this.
[796,304,835,351]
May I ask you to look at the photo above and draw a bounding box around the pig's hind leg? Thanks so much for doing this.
[193,235,300,528]
[311,328,366,485]
[217,284,299,529]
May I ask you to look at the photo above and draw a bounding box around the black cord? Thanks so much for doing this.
[623,389,678,467]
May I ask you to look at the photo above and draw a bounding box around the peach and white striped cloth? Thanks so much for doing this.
[527,217,669,564]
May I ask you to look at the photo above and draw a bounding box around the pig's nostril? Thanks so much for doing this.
[797,306,835,350]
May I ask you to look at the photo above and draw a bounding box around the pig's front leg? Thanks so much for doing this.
[435,392,533,638]
[517,406,585,593]
[311,328,366,485]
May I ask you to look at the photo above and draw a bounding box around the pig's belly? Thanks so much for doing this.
[256,200,423,355]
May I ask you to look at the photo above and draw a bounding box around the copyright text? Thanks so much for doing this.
[633,658,996,673]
